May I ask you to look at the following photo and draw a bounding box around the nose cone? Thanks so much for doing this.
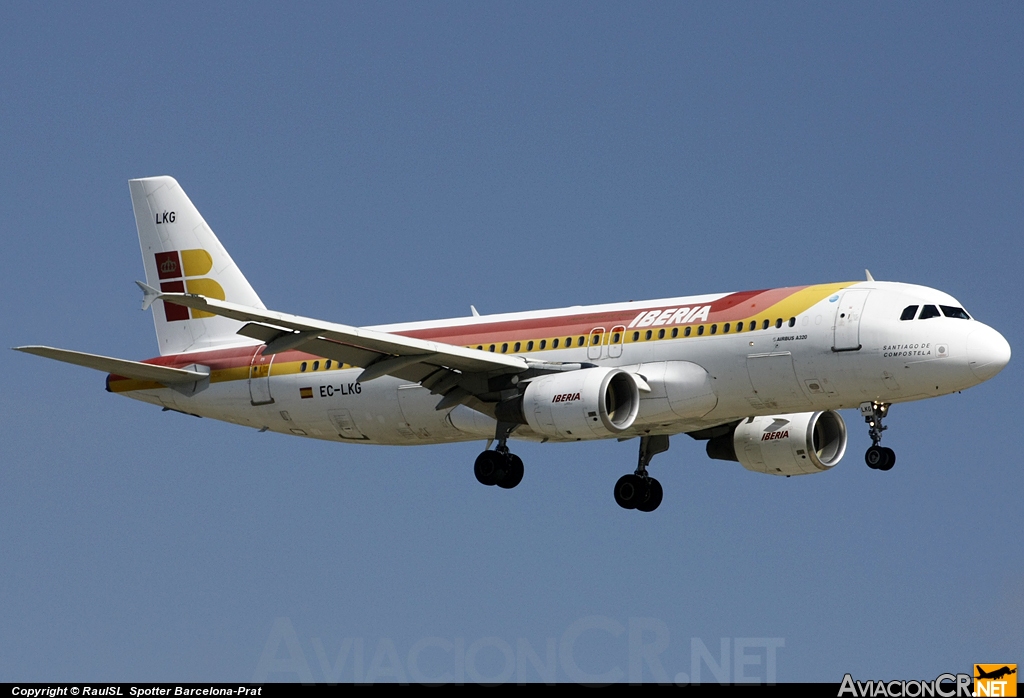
[967,325,1011,381]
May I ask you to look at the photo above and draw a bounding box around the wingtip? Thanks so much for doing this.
[865,269,875,282]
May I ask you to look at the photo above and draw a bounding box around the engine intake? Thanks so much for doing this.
[706,410,847,476]
[495,367,640,440]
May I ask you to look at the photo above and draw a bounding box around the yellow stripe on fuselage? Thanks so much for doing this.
[109,283,857,393]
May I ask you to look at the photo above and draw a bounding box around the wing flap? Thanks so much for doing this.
[14,346,208,384]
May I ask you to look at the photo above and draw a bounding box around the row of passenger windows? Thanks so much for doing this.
[299,359,343,372]
[469,317,798,353]
[899,304,971,321]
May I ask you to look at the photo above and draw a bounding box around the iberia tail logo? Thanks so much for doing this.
[154,250,225,322]
[975,664,1017,697]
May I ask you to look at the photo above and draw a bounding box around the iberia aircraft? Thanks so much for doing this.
[16,177,1012,512]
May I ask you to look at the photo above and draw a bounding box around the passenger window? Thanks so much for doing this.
[658,328,665,339]
[592,335,600,345]
[553,338,559,349]
[900,305,918,321]
[775,318,783,329]
[723,323,730,333]
[300,362,307,372]
[919,305,941,320]
[313,361,320,371]
[940,306,971,319]
[476,345,483,350]
[697,325,704,336]
[566,337,573,346]
[527,341,534,351]
[684,327,692,337]
[762,319,770,330]
[710,324,717,335]
[513,342,521,352]
[645,330,652,340]
[788,317,795,328]
[749,321,756,331]
[489,344,495,352]
[540,340,547,350]
[578,336,585,347]
[325,360,332,370]
[501,343,508,353]
[612,333,620,343]
[671,328,678,338]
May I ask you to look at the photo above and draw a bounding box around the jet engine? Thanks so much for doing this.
[706,410,847,476]
[495,367,640,440]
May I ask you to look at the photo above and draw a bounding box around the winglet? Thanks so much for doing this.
[470,305,480,317]
[865,269,875,282]
[136,280,161,310]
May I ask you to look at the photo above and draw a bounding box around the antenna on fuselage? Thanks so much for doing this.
[865,269,875,282]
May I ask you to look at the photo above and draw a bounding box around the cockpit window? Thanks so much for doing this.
[940,305,971,320]
[900,305,918,321]
[919,305,941,319]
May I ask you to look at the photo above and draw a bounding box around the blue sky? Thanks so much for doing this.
[1,2,1021,683]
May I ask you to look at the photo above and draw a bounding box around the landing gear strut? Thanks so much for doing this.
[614,435,668,512]
[474,421,524,489]
[860,401,896,471]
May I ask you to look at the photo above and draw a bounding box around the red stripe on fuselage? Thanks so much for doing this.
[109,285,813,378]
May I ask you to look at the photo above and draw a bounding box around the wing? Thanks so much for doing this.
[14,346,208,384]
[145,286,549,412]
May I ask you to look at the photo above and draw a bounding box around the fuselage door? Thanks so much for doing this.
[249,348,275,405]
[587,327,606,360]
[832,289,871,352]
[747,352,811,410]
[608,325,625,359]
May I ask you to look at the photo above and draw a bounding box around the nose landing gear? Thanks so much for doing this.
[861,401,896,471]
[614,434,668,512]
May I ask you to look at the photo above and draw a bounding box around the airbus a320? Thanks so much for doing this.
[16,177,1012,512]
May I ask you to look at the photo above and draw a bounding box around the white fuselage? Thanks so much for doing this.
[117,281,1010,447]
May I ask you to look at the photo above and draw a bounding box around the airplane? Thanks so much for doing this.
[975,666,1016,681]
[15,176,1012,512]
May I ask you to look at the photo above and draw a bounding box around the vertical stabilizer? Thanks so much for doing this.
[130,176,265,355]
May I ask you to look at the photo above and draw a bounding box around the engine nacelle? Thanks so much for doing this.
[497,367,640,440]
[706,410,847,476]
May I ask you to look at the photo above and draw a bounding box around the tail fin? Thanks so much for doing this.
[130,176,265,355]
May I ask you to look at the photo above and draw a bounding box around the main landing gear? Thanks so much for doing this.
[474,421,524,489]
[861,401,896,471]
[614,435,668,513]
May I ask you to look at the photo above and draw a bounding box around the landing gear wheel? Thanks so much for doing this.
[865,445,895,471]
[474,450,504,486]
[614,474,647,510]
[878,447,896,471]
[615,435,670,512]
[497,454,524,489]
[636,478,663,513]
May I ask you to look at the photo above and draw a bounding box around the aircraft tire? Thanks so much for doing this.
[614,474,646,510]
[865,446,884,469]
[474,451,503,486]
[497,454,524,489]
[636,478,663,513]
[878,447,896,471]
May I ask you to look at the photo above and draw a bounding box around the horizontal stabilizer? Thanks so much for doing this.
[13,346,208,384]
